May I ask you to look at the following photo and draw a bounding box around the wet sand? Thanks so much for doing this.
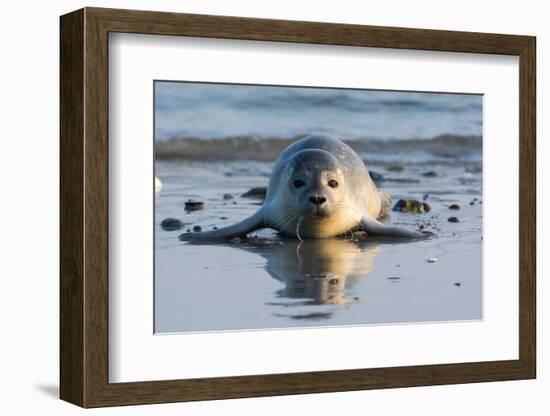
[154,154,483,333]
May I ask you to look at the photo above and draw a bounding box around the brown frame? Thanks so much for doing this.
[60,7,536,408]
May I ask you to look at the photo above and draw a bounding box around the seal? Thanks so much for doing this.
[180,134,427,241]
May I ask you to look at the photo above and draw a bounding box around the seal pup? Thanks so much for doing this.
[180,134,428,241]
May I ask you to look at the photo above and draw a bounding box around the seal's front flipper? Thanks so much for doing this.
[179,210,265,243]
[360,218,430,239]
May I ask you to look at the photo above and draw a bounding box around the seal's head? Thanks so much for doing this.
[285,149,345,218]
[272,149,359,238]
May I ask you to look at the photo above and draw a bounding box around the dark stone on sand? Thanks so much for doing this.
[392,199,431,214]
[369,170,384,183]
[369,170,418,184]
[386,165,405,172]
[423,193,429,201]
[470,201,475,206]
[242,187,267,199]
[193,225,202,232]
[387,276,401,281]
[449,203,460,210]
[160,218,184,231]
[448,217,460,223]
[422,171,438,177]
[220,216,228,220]
[223,193,234,200]
[454,282,462,287]
[185,200,204,211]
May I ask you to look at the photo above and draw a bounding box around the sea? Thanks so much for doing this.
[154,81,482,143]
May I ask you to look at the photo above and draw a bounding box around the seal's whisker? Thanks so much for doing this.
[271,208,292,225]
[275,211,296,234]
[296,239,304,263]
[296,216,304,242]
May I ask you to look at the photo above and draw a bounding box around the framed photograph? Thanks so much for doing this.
[60,7,536,408]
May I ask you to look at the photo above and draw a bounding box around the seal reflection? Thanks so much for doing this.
[237,237,381,320]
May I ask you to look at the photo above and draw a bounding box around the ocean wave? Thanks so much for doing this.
[155,134,482,162]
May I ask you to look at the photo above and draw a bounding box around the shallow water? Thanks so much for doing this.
[154,157,483,333]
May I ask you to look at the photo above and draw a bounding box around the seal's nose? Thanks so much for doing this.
[309,195,327,206]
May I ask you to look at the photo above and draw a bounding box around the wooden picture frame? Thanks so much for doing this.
[60,7,536,408]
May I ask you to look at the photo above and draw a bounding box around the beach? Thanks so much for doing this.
[154,135,483,333]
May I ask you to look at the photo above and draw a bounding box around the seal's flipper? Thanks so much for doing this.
[179,210,265,242]
[360,217,429,239]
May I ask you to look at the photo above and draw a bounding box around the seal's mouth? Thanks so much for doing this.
[309,211,330,219]
[302,204,332,219]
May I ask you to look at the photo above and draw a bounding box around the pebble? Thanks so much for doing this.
[242,187,267,199]
[393,199,431,214]
[422,171,437,177]
[192,225,202,232]
[223,193,234,200]
[220,216,229,220]
[448,217,460,223]
[454,282,462,287]
[427,257,438,263]
[449,203,460,210]
[185,200,204,211]
[160,218,184,231]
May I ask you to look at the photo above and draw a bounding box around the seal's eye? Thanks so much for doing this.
[293,179,305,188]
[328,179,339,188]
